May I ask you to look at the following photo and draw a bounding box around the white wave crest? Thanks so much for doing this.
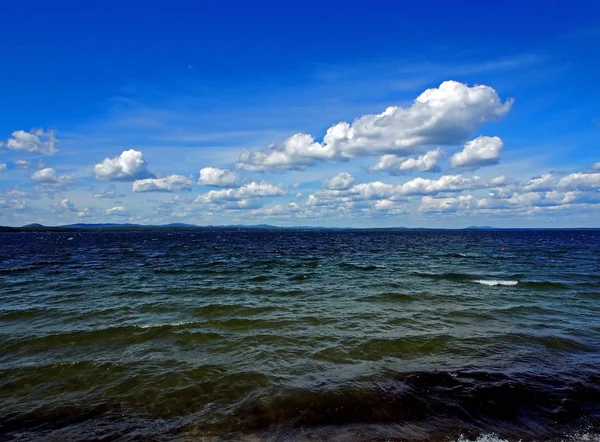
[473,279,519,286]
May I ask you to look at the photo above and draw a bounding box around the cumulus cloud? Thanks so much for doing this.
[238,133,335,171]
[31,168,74,190]
[198,167,241,187]
[397,174,488,196]
[1,188,29,199]
[592,162,600,171]
[195,181,287,203]
[133,175,194,193]
[106,206,128,216]
[53,199,77,213]
[558,172,600,191]
[0,199,27,211]
[523,173,555,192]
[250,202,302,218]
[237,81,512,171]
[5,129,58,155]
[308,174,495,207]
[450,136,504,170]
[371,199,409,214]
[0,163,6,171]
[94,149,154,181]
[15,160,31,169]
[369,147,444,174]
[93,185,121,199]
[324,172,355,190]
[420,195,476,213]
[76,207,99,218]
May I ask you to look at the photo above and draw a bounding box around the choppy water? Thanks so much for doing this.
[1,229,600,441]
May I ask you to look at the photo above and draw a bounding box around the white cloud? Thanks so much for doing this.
[31,167,74,189]
[238,133,336,171]
[420,195,476,213]
[198,167,241,187]
[94,149,154,181]
[0,199,27,211]
[195,181,287,203]
[1,187,29,198]
[76,207,99,218]
[106,206,128,216]
[324,172,355,190]
[133,175,194,192]
[450,136,504,170]
[0,163,6,171]
[489,175,509,187]
[237,81,512,171]
[372,199,409,214]
[308,174,494,207]
[592,162,600,171]
[53,199,77,213]
[369,147,444,174]
[558,172,600,191]
[250,202,302,218]
[5,129,58,155]
[397,174,487,196]
[93,185,121,199]
[15,160,31,169]
[523,173,556,192]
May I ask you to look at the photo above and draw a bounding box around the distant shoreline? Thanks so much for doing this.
[1,224,599,232]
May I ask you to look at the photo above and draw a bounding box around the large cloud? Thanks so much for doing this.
[450,136,504,170]
[369,148,444,174]
[6,129,58,155]
[195,181,287,203]
[308,174,494,206]
[198,167,241,187]
[237,81,513,171]
[558,172,600,191]
[94,149,154,181]
[132,175,194,193]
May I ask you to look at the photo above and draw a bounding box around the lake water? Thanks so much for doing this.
[1,229,600,441]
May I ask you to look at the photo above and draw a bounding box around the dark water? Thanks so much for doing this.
[1,229,600,441]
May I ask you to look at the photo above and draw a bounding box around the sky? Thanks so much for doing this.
[0,0,599,228]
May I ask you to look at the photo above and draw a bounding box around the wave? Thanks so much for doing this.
[339,262,382,271]
[473,279,519,286]
[2,363,600,440]
[360,292,418,303]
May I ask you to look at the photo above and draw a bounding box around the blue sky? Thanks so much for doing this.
[1,0,599,227]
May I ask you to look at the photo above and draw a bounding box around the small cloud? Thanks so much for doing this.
[106,206,128,216]
[324,172,355,190]
[450,136,504,170]
[198,167,241,187]
[53,199,77,213]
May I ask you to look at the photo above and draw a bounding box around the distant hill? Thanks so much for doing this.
[0,223,597,232]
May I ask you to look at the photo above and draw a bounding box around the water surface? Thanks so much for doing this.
[1,229,599,441]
